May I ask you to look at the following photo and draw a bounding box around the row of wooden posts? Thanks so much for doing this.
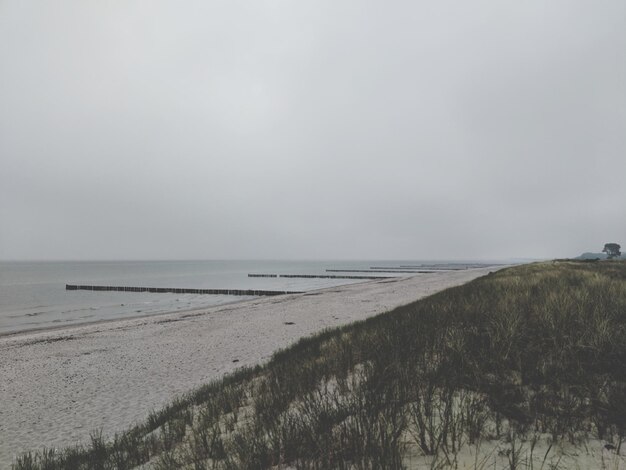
[65,285,302,297]
[326,269,433,274]
[65,267,422,298]
[248,274,393,280]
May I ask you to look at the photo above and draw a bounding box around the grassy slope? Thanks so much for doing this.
[14,261,626,469]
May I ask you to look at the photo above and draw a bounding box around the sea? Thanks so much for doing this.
[0,260,395,336]
[0,259,496,336]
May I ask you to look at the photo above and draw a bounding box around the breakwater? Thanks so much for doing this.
[66,285,302,296]
[248,274,393,280]
[326,269,433,274]
[370,266,457,271]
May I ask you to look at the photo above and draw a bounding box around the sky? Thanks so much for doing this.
[1,1,625,261]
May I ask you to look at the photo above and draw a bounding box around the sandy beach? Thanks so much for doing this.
[0,267,500,466]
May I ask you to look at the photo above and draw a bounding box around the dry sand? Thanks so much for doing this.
[0,267,499,466]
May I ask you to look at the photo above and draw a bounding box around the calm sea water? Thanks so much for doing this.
[0,260,423,335]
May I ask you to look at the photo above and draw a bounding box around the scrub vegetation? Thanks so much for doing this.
[13,261,626,469]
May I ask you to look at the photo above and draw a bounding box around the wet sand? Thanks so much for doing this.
[0,267,501,465]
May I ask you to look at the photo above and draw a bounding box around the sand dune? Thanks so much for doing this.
[0,267,500,465]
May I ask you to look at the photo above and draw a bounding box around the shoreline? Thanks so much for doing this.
[0,276,388,339]
[0,294,262,340]
[0,267,502,465]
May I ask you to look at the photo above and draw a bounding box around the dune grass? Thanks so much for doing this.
[13,260,626,469]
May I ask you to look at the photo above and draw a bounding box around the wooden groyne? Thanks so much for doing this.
[398,264,501,270]
[248,274,394,280]
[66,285,303,296]
[326,269,433,274]
[370,266,450,271]
[397,265,469,270]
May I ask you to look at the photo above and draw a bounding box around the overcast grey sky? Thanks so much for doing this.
[1,1,624,261]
